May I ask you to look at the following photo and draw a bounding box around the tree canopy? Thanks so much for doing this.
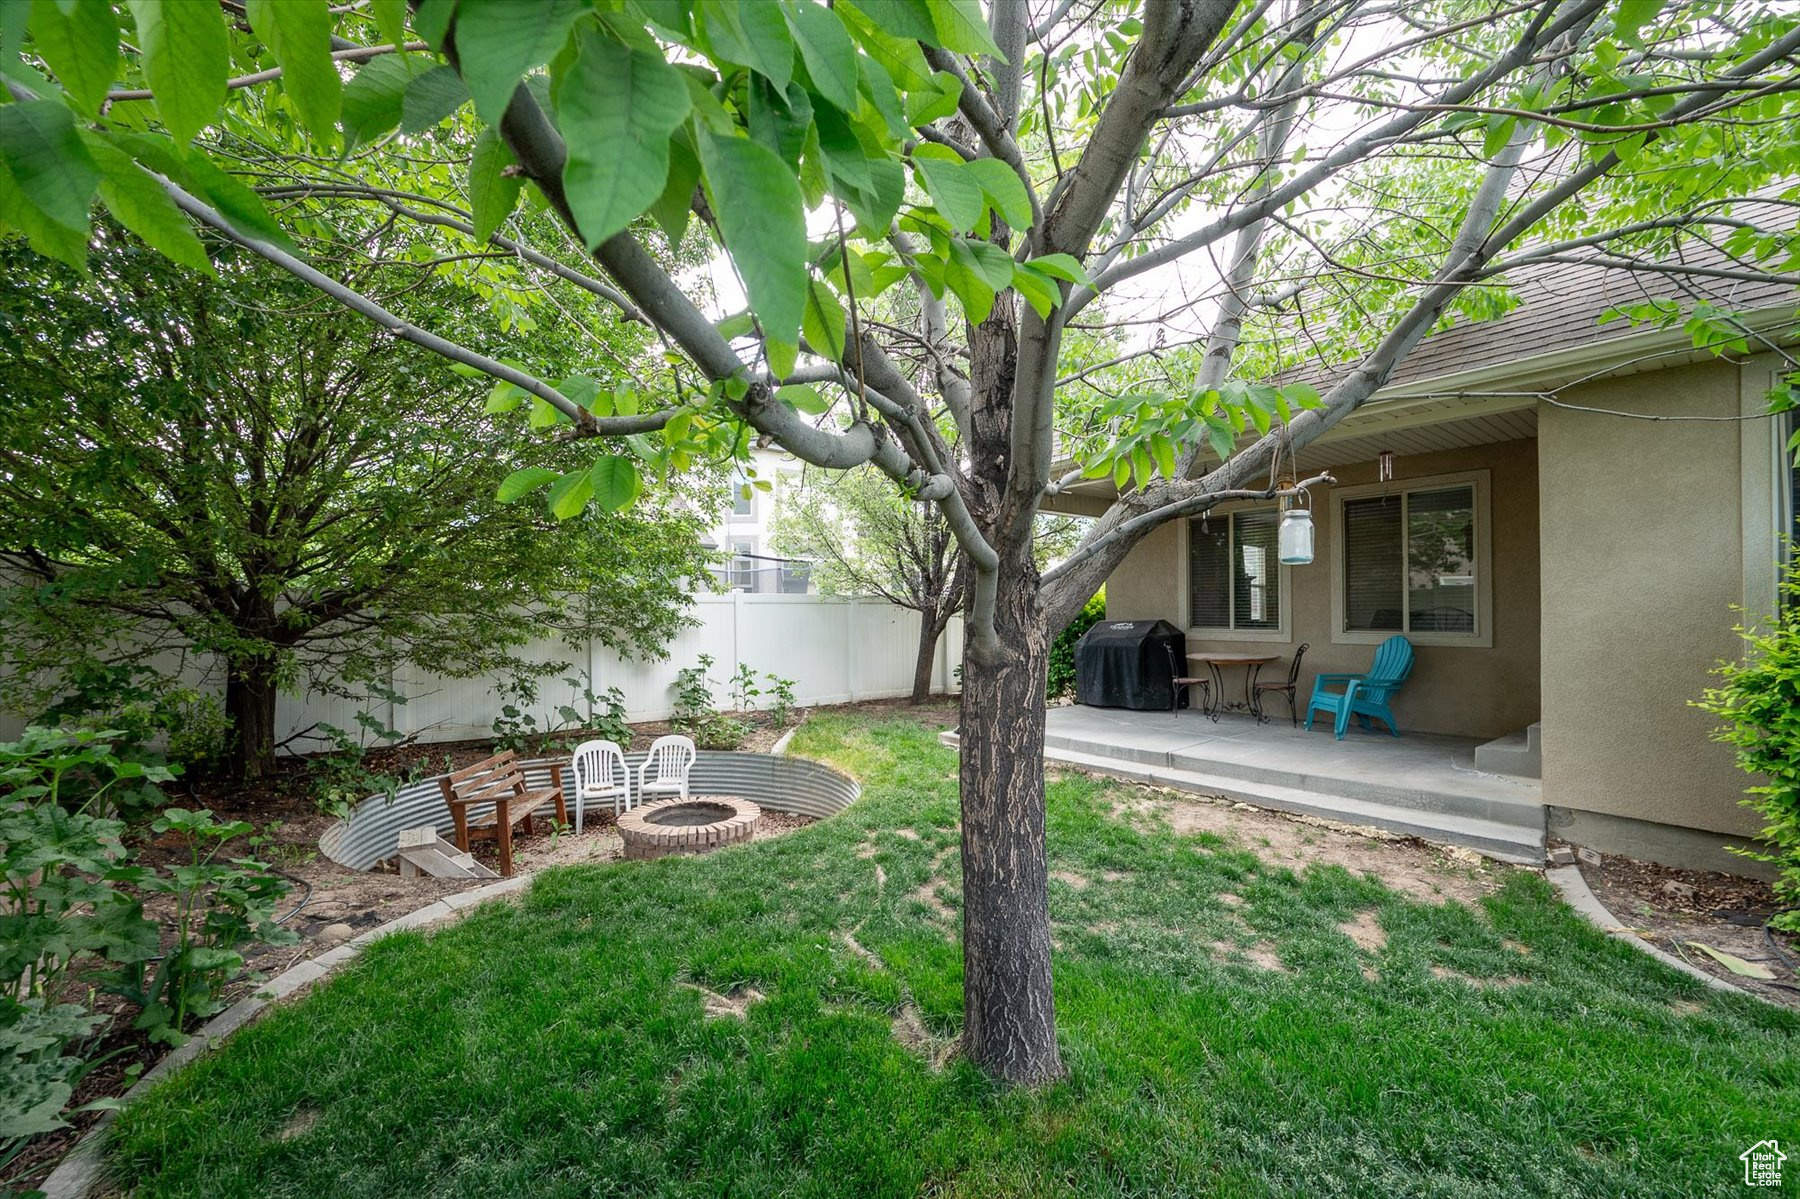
[4,0,1798,1082]
[0,228,715,778]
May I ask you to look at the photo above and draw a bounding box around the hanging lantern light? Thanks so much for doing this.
[1279,502,1315,565]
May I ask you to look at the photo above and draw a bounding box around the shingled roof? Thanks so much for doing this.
[1279,224,1797,395]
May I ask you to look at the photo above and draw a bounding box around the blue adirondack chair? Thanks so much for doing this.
[1304,636,1414,740]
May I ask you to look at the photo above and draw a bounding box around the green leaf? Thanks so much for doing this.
[485,380,527,413]
[1205,419,1235,462]
[926,0,1003,57]
[787,2,857,113]
[468,127,522,242]
[1025,251,1090,287]
[904,69,962,125]
[589,455,641,511]
[400,64,470,133]
[1150,434,1177,479]
[0,152,89,267]
[841,0,937,46]
[553,28,691,249]
[127,0,229,144]
[1481,113,1517,159]
[451,0,584,125]
[649,131,701,246]
[245,0,341,143]
[495,466,558,503]
[85,135,210,272]
[369,0,408,47]
[944,237,997,321]
[411,0,455,48]
[802,277,848,360]
[698,0,793,91]
[967,239,1015,290]
[0,100,97,233]
[111,132,296,251]
[1281,382,1323,410]
[698,130,808,350]
[27,0,118,117]
[528,396,563,430]
[341,53,430,151]
[1010,263,1059,319]
[913,152,985,234]
[776,384,831,414]
[545,468,594,519]
[963,157,1032,229]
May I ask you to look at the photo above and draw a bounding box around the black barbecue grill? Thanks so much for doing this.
[1073,619,1188,710]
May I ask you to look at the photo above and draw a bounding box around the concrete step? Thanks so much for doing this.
[937,730,1545,865]
[1043,745,1545,865]
[1040,727,1545,829]
[1473,725,1542,779]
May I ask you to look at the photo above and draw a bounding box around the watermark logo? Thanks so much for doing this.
[1740,1140,1786,1187]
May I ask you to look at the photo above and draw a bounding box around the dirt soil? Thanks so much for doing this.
[1579,847,1800,1008]
[1091,774,1507,908]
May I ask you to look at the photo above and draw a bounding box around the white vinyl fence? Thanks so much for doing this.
[275,594,962,753]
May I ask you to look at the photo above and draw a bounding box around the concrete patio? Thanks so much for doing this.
[1033,704,1546,863]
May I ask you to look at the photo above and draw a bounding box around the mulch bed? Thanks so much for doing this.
[1576,845,1800,1008]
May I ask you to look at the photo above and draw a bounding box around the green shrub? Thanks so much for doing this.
[1696,569,1800,929]
[0,728,297,1168]
[105,808,298,1046]
[671,655,720,732]
[1046,588,1106,699]
[34,663,229,780]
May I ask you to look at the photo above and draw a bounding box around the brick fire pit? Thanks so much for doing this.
[616,796,762,861]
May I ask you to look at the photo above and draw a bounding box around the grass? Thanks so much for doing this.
[107,710,1799,1197]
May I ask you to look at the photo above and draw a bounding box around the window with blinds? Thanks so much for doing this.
[1189,509,1281,630]
[1342,484,1477,634]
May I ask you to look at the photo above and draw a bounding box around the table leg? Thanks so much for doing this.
[1205,661,1225,721]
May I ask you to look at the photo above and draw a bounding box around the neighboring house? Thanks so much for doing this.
[704,445,814,594]
[1049,257,1797,874]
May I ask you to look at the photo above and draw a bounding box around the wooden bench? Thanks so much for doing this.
[438,750,567,877]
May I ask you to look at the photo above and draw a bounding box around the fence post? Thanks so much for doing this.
[731,589,744,687]
[845,597,858,702]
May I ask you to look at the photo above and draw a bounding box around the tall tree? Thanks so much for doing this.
[6,0,1799,1082]
[0,230,714,779]
[772,466,1079,702]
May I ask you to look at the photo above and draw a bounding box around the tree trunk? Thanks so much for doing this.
[956,549,1063,1085]
[225,659,279,780]
[910,612,943,704]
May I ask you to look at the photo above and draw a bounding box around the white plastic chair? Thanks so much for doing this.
[638,734,696,804]
[568,739,630,834]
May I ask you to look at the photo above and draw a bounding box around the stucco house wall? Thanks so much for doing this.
[1105,437,1542,740]
[1538,357,1776,841]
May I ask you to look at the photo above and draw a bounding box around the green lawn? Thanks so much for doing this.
[107,711,1798,1198]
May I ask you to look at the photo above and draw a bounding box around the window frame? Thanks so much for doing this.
[1329,468,1493,648]
[1182,505,1293,643]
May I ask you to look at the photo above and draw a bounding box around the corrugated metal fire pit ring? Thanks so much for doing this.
[319,751,858,871]
[616,796,762,860]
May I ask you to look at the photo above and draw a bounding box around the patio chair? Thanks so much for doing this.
[1304,636,1413,740]
[1164,644,1213,718]
[639,734,697,803]
[567,739,631,834]
[1253,643,1309,727]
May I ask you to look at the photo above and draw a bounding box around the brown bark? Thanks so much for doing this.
[910,613,942,704]
[956,542,1061,1084]
[225,658,279,781]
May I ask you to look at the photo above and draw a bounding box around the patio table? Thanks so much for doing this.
[1187,652,1280,720]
